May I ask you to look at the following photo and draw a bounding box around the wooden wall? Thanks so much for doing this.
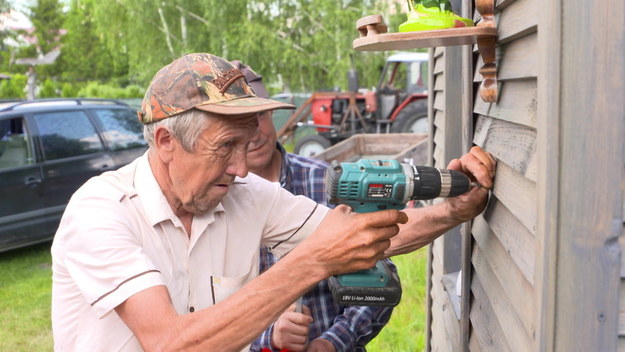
[426,0,625,351]
[468,0,539,350]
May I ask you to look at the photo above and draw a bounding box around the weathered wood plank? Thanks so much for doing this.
[434,129,445,153]
[474,32,538,82]
[619,337,625,352]
[434,46,444,58]
[473,215,536,339]
[473,80,537,129]
[619,280,625,336]
[434,109,444,130]
[434,54,445,74]
[431,238,460,352]
[433,144,444,167]
[473,115,537,182]
[470,275,513,352]
[433,91,445,111]
[468,329,483,352]
[490,161,537,233]
[497,0,538,44]
[534,0,625,351]
[472,246,533,352]
[481,199,536,283]
[434,73,445,91]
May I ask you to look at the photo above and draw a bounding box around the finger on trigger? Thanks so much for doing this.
[366,209,408,228]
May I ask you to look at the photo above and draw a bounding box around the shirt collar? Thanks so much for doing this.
[276,142,291,188]
[134,153,225,228]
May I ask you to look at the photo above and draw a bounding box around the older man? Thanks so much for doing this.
[51,53,495,352]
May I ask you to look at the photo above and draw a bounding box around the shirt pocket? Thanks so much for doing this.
[210,274,249,304]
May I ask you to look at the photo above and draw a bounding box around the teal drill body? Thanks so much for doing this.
[329,159,410,213]
[326,158,472,306]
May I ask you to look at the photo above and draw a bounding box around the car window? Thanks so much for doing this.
[92,109,147,151]
[0,117,34,169]
[33,110,105,160]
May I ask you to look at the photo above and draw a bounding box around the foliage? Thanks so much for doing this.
[23,0,66,78]
[76,82,144,99]
[0,73,26,99]
[38,78,56,97]
[2,1,413,98]
[57,0,119,83]
[85,0,397,91]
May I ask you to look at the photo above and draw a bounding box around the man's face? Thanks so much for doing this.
[246,110,278,171]
[168,114,258,215]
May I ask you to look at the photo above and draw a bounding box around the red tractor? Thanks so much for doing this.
[277,52,429,156]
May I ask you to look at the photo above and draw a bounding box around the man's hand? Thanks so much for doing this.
[301,206,408,277]
[445,146,496,223]
[272,304,313,352]
[306,338,335,352]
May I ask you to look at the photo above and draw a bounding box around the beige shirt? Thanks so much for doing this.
[51,154,328,352]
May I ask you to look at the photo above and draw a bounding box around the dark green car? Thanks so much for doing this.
[0,99,148,252]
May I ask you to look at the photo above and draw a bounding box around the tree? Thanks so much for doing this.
[58,0,117,83]
[85,0,398,91]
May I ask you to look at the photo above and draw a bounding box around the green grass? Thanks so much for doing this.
[0,242,54,352]
[367,249,428,352]
[0,243,427,351]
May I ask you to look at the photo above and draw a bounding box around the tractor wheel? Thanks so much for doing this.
[391,100,429,134]
[294,135,332,157]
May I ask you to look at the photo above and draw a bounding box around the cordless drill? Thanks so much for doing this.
[325,159,475,306]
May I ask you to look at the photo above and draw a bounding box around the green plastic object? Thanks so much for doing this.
[337,261,388,288]
[399,0,474,32]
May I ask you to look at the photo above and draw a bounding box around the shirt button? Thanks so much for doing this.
[189,306,195,313]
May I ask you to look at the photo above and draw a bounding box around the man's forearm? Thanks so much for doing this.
[385,202,460,257]
[119,247,326,351]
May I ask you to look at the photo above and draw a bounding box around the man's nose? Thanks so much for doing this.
[226,149,249,178]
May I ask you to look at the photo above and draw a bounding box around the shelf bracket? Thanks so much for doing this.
[475,0,498,103]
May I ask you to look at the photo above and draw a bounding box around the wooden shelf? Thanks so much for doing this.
[353,26,497,52]
[353,0,499,103]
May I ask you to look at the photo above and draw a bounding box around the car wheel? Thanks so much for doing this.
[391,100,429,134]
[294,135,332,157]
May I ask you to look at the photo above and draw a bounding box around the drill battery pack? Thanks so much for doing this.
[328,260,402,307]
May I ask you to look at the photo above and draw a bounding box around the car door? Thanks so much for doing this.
[90,107,148,167]
[0,115,47,251]
[30,109,115,235]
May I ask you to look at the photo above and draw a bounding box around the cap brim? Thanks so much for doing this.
[196,96,295,115]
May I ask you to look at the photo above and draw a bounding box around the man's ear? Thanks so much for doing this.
[153,126,176,163]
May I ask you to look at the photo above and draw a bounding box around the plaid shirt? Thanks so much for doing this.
[250,143,396,352]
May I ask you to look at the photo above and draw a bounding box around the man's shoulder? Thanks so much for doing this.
[285,152,330,171]
[72,158,140,203]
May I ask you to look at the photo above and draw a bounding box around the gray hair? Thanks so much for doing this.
[143,109,211,152]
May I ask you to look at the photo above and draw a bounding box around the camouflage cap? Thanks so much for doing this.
[138,53,294,124]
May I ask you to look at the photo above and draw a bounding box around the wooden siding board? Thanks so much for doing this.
[618,278,625,339]
[472,246,533,352]
[434,73,445,91]
[469,329,483,352]
[473,115,537,182]
[473,215,536,340]
[473,81,537,129]
[497,0,538,44]
[474,32,538,82]
[431,238,460,352]
[490,161,537,233]
[434,91,445,111]
[470,275,513,352]
[482,199,536,284]
[434,55,445,74]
